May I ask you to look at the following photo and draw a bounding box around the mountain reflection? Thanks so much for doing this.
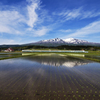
[23,56,91,67]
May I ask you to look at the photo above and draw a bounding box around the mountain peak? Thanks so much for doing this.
[64,38,88,44]
[36,38,89,44]
[37,38,65,43]
[32,38,100,46]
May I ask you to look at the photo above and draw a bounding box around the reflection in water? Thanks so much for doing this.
[0,56,100,100]
[0,53,21,59]
[0,54,14,58]
[23,56,91,67]
[86,55,100,60]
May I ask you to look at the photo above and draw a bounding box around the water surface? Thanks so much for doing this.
[0,53,21,59]
[0,55,100,100]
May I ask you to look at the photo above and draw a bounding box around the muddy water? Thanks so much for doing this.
[0,56,100,100]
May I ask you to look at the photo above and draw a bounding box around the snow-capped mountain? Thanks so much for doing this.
[36,38,89,44]
[28,38,100,46]
[63,38,88,44]
[36,38,65,43]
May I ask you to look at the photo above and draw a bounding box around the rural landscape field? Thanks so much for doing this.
[0,0,100,99]
[0,53,100,100]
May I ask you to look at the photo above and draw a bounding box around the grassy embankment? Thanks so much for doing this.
[22,50,100,55]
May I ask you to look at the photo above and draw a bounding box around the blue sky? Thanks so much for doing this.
[0,0,100,44]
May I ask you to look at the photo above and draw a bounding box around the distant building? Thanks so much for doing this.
[5,48,14,52]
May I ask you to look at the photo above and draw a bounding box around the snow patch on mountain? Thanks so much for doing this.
[36,38,89,44]
[37,38,65,43]
[63,38,88,44]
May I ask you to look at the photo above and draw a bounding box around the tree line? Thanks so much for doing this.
[1,45,100,51]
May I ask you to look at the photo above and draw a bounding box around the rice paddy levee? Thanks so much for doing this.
[22,49,88,53]
[22,50,88,56]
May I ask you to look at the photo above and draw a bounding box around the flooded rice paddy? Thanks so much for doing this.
[0,53,21,59]
[0,55,100,100]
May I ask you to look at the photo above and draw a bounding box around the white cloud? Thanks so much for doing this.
[58,7,100,20]
[59,7,81,20]
[81,11,100,19]
[0,0,43,35]
[32,27,50,37]
[59,29,72,33]
[0,10,25,34]
[0,24,24,35]
[27,0,40,28]
[0,0,51,38]
[0,25,11,33]
[0,38,20,44]
[65,20,100,38]
[0,10,24,22]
